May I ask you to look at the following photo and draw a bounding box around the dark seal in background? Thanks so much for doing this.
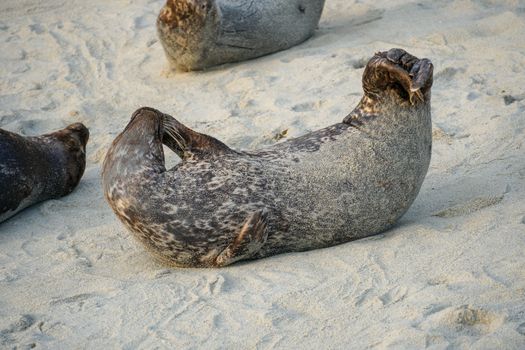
[0,123,89,223]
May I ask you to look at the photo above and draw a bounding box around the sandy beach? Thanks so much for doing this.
[1,0,524,348]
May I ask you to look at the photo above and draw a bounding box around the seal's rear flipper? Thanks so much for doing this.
[344,48,433,125]
[362,48,433,104]
[162,113,234,160]
[214,210,268,267]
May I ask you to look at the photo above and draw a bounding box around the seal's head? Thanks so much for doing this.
[50,123,89,195]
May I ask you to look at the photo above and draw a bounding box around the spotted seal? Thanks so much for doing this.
[156,0,326,71]
[0,123,89,223]
[102,48,433,267]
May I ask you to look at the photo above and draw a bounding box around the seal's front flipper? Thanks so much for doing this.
[162,113,234,160]
[214,210,268,267]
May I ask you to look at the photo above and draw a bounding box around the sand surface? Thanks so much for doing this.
[1,0,524,348]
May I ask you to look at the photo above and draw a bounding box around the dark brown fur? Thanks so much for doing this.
[0,123,89,223]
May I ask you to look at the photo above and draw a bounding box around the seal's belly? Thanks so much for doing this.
[258,131,427,254]
[215,0,325,54]
[129,122,427,261]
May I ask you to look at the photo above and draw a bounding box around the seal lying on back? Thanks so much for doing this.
[156,0,326,71]
[0,123,89,223]
[102,48,433,267]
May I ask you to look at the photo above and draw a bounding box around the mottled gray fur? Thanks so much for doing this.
[0,124,89,223]
[102,49,433,267]
[157,0,325,71]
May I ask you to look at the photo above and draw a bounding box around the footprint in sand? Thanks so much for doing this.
[1,315,35,334]
[432,126,454,144]
[0,267,19,283]
[39,199,69,215]
[503,93,524,105]
[28,23,45,34]
[433,195,503,218]
[419,305,504,337]
[199,274,227,297]
[517,322,525,336]
[434,66,465,84]
[350,57,368,69]
[50,293,96,306]
[0,112,22,126]
[423,303,449,317]
[134,14,154,30]
[291,100,323,113]
[11,118,66,136]
[450,305,505,334]
[379,286,408,306]
[51,243,93,268]
[354,288,382,309]
[0,314,35,346]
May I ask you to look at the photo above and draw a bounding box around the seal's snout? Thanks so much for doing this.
[66,122,89,147]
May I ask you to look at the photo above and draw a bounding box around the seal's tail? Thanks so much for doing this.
[362,48,433,105]
[158,0,211,29]
[162,113,234,160]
